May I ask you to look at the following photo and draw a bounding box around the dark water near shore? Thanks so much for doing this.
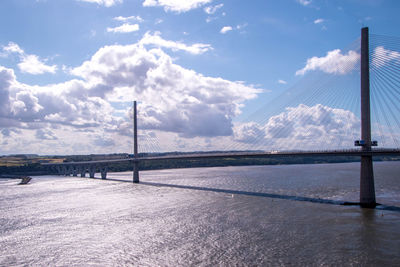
[1,162,400,266]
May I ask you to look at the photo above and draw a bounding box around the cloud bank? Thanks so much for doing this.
[234,104,360,150]
[0,36,261,154]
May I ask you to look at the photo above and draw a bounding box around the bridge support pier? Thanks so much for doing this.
[133,100,140,183]
[56,165,62,175]
[360,155,376,207]
[359,27,376,208]
[101,167,107,179]
[72,167,78,177]
[67,166,73,176]
[62,166,67,176]
[89,166,96,178]
[80,166,86,177]
[133,161,139,183]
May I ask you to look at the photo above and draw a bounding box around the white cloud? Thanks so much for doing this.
[139,31,212,54]
[70,42,260,138]
[220,26,232,34]
[296,49,359,76]
[371,46,400,68]
[218,24,247,33]
[107,23,140,33]
[3,42,57,75]
[18,54,57,74]
[204,3,223,14]
[263,104,359,149]
[296,0,311,6]
[233,122,265,143]
[314,18,324,24]
[113,15,143,22]
[77,0,122,7]
[3,42,24,54]
[278,79,287,84]
[234,104,360,150]
[142,0,212,13]
[0,33,262,153]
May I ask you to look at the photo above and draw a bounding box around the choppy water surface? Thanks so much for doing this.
[1,162,400,266]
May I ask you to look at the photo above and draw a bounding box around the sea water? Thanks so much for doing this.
[1,161,400,266]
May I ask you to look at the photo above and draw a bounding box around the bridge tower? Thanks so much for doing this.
[133,101,139,183]
[359,27,376,208]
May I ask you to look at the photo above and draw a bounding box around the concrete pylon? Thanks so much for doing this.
[101,166,108,179]
[359,27,376,208]
[89,166,96,178]
[62,166,68,176]
[133,101,139,183]
[56,165,62,175]
[80,166,87,177]
[67,166,73,176]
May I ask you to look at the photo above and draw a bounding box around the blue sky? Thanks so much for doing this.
[1,0,400,155]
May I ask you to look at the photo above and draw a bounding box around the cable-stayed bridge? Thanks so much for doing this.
[43,28,400,208]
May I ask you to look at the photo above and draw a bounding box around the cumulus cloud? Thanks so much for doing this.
[204,3,223,14]
[278,79,287,84]
[77,0,122,7]
[107,23,139,33]
[233,104,360,150]
[70,42,260,138]
[2,42,57,75]
[3,42,24,54]
[220,26,232,34]
[296,49,359,76]
[0,33,262,154]
[233,122,265,143]
[139,31,213,54]
[264,104,359,149]
[0,63,116,134]
[371,46,400,68]
[18,54,57,74]
[142,0,212,13]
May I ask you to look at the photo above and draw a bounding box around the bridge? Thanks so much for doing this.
[43,28,400,208]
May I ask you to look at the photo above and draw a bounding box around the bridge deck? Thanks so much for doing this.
[42,149,400,166]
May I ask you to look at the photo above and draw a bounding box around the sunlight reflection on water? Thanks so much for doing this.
[1,162,400,266]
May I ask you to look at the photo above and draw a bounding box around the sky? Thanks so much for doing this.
[1,0,400,155]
